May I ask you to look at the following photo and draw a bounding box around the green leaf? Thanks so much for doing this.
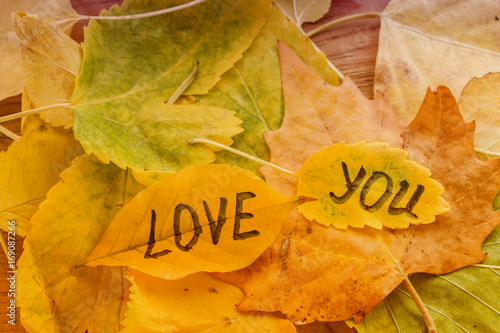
[17,155,145,332]
[71,0,271,171]
[355,225,500,333]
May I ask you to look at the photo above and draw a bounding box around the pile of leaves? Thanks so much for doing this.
[1,0,499,332]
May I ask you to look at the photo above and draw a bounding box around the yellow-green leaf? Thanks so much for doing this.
[70,0,270,172]
[274,0,331,26]
[296,142,450,229]
[13,12,81,128]
[123,270,296,333]
[0,115,83,235]
[17,155,144,333]
[86,164,297,280]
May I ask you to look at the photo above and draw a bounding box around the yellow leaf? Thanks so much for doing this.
[274,0,331,26]
[296,142,450,229]
[0,115,83,235]
[87,164,297,279]
[123,269,296,333]
[0,0,78,101]
[13,12,81,128]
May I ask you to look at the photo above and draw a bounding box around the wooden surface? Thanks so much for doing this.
[0,0,389,332]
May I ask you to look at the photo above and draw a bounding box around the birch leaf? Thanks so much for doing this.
[70,0,269,171]
[274,0,331,25]
[17,155,145,333]
[122,270,297,333]
[375,0,500,125]
[86,164,297,280]
[0,0,78,101]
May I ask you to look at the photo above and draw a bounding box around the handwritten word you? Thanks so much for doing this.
[144,192,259,259]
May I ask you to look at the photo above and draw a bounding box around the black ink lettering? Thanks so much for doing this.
[360,172,393,212]
[330,162,367,204]
[203,198,228,245]
[233,192,260,240]
[388,181,425,219]
[174,204,202,252]
[144,209,172,259]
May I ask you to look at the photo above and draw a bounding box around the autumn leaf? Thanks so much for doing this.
[17,155,144,332]
[296,142,449,230]
[0,115,83,235]
[0,0,78,102]
[274,0,331,26]
[196,6,340,176]
[13,12,81,128]
[374,0,500,125]
[86,164,297,280]
[69,0,271,172]
[355,225,500,332]
[123,269,297,332]
[214,42,500,325]
[459,72,500,160]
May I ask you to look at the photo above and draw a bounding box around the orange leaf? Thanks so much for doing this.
[214,42,500,324]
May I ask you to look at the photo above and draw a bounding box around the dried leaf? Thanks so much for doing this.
[296,142,449,229]
[71,0,270,172]
[215,42,500,324]
[0,0,78,101]
[87,164,297,280]
[0,115,82,235]
[274,0,331,25]
[13,12,81,128]
[17,155,144,333]
[375,0,500,125]
[123,269,297,332]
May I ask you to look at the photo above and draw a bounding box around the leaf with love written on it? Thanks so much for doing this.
[214,42,500,326]
[375,0,500,125]
[13,12,81,128]
[17,155,145,333]
[86,164,297,280]
[297,142,449,230]
[0,0,77,101]
[355,225,500,332]
[122,269,297,333]
[70,0,270,172]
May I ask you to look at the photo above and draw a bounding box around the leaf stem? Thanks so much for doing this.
[166,59,199,104]
[0,103,71,124]
[0,125,20,141]
[188,138,297,176]
[306,12,381,37]
[402,276,437,333]
[78,0,207,20]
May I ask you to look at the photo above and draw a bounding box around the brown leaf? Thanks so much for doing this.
[214,42,500,323]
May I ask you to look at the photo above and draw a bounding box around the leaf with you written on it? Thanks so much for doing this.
[355,225,500,332]
[13,12,81,128]
[296,142,449,230]
[70,0,271,172]
[459,72,500,160]
[17,155,145,333]
[122,270,297,332]
[0,0,78,101]
[375,0,500,125]
[0,115,83,236]
[86,164,297,280]
[214,42,500,325]
[274,0,331,26]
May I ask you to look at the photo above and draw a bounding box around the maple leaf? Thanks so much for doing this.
[356,225,500,332]
[86,164,297,280]
[0,115,83,235]
[69,0,270,172]
[13,12,81,128]
[374,0,500,125]
[197,6,340,176]
[123,269,297,332]
[17,155,144,332]
[0,0,78,102]
[274,0,331,26]
[214,42,500,325]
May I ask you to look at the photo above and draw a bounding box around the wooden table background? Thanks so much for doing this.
[0,0,390,331]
